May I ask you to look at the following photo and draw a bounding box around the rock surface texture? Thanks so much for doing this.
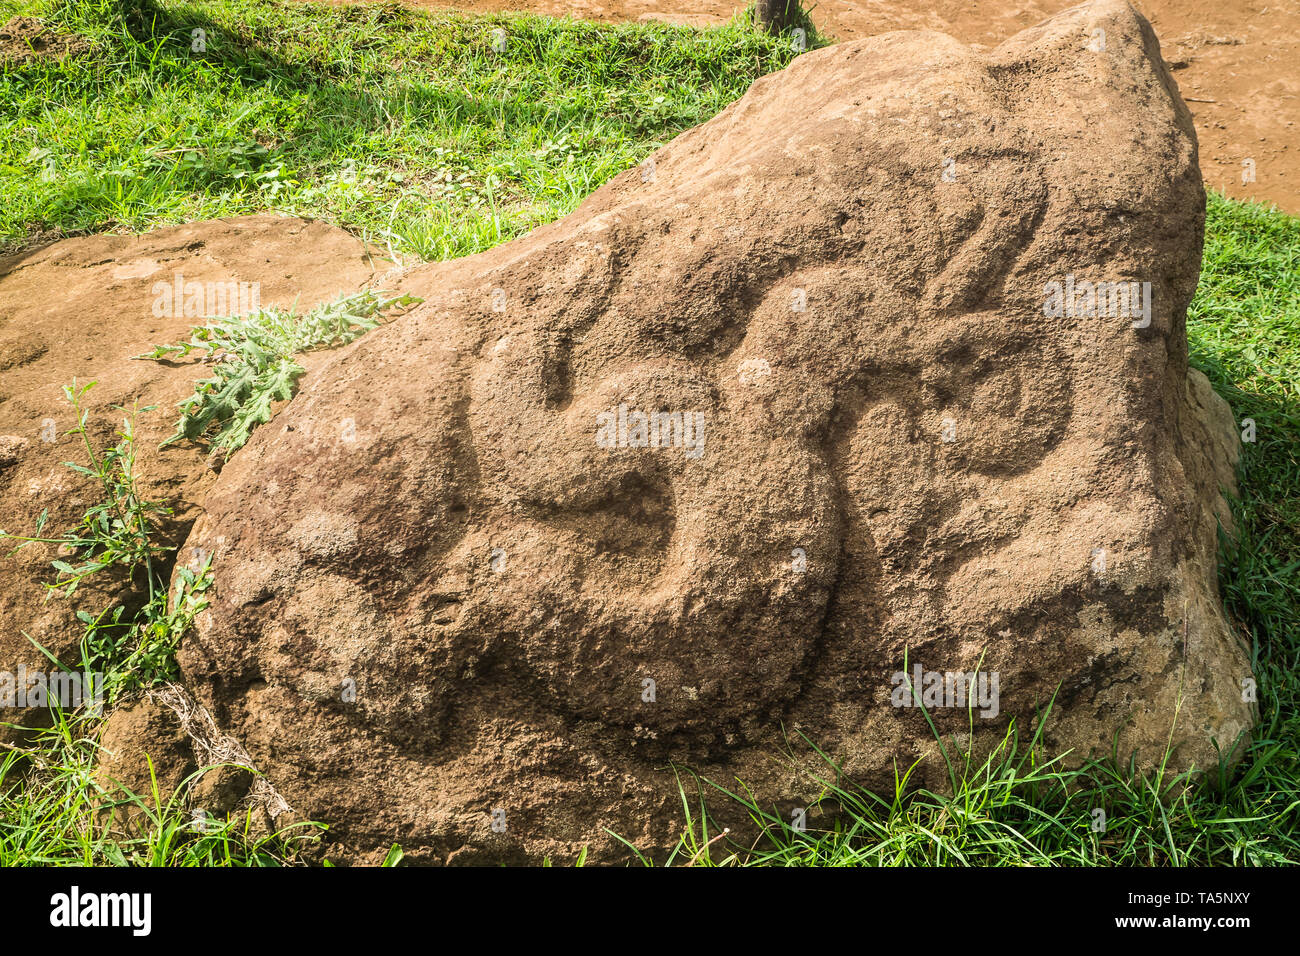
[0,217,384,740]
[166,0,1253,863]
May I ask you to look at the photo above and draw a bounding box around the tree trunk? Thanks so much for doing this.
[754,0,795,35]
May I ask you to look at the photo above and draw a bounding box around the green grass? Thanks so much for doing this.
[0,718,322,865]
[0,0,814,259]
[0,0,1296,866]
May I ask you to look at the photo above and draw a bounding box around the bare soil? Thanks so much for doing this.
[0,14,91,63]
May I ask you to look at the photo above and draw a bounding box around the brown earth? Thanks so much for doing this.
[93,698,198,833]
[381,0,1300,215]
[0,15,91,64]
[0,216,390,741]
[162,0,1253,864]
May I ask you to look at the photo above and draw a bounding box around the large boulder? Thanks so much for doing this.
[0,216,385,741]
[178,0,1253,864]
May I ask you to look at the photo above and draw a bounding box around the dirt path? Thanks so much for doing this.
[392,0,1300,215]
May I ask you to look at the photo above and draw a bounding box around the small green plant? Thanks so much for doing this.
[84,557,213,701]
[138,289,419,455]
[0,381,213,700]
[0,381,169,600]
[0,381,313,865]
